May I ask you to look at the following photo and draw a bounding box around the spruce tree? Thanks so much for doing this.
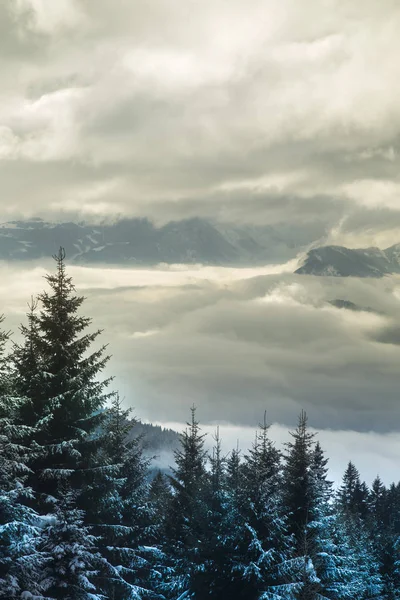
[368,477,400,599]
[149,471,172,543]
[337,462,369,521]
[13,248,113,511]
[189,427,245,600]
[240,414,301,599]
[38,489,105,600]
[0,391,45,599]
[283,411,321,599]
[283,411,317,550]
[225,444,242,506]
[308,442,361,600]
[12,250,115,598]
[0,316,57,599]
[162,406,208,598]
[336,465,383,599]
[95,395,162,600]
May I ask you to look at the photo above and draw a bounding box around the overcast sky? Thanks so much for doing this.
[2,1,400,482]
[1,1,400,247]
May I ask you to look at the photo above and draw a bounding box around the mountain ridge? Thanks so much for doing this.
[296,243,400,277]
[0,217,312,266]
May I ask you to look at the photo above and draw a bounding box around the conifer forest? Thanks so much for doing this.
[1,249,399,600]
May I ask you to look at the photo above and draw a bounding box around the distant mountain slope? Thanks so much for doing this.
[129,421,181,476]
[296,244,400,277]
[0,217,313,266]
[329,299,377,313]
[129,421,180,455]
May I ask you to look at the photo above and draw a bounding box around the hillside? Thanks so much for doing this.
[0,217,315,266]
[296,244,400,277]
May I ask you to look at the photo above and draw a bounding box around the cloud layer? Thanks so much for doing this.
[1,1,400,247]
[2,261,400,435]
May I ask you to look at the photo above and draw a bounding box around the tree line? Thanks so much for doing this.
[1,249,400,599]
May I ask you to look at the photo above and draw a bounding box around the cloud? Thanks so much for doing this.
[0,0,399,248]
[12,0,86,36]
[3,260,400,434]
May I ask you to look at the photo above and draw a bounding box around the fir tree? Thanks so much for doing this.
[189,427,242,600]
[14,248,113,511]
[336,465,383,599]
[0,393,45,599]
[308,442,361,600]
[149,471,172,542]
[225,443,242,506]
[240,413,300,599]
[0,318,46,598]
[38,489,105,600]
[337,462,369,521]
[368,477,400,599]
[283,411,321,599]
[162,406,208,598]
[95,395,162,600]
[12,250,115,598]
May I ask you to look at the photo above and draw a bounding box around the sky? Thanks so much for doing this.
[1,1,400,483]
[1,0,400,246]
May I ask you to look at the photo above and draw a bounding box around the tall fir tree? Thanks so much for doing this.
[283,411,322,599]
[307,442,362,600]
[13,248,113,511]
[336,465,383,599]
[162,406,208,598]
[239,413,301,599]
[12,250,117,598]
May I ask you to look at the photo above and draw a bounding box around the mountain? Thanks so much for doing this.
[129,421,180,455]
[129,421,180,476]
[296,244,400,277]
[329,299,376,313]
[0,217,313,266]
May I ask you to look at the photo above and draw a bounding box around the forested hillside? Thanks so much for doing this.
[1,250,400,599]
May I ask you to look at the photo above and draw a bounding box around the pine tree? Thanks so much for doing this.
[0,317,46,598]
[283,412,321,599]
[0,316,11,396]
[368,477,400,599]
[337,462,369,521]
[95,395,163,600]
[239,413,300,598]
[13,298,44,428]
[225,443,242,506]
[38,489,105,600]
[336,465,383,599]
[308,442,361,600]
[283,411,317,550]
[12,250,116,598]
[189,427,252,600]
[149,471,172,543]
[167,406,207,545]
[162,406,208,598]
[0,392,45,599]
[14,248,114,512]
